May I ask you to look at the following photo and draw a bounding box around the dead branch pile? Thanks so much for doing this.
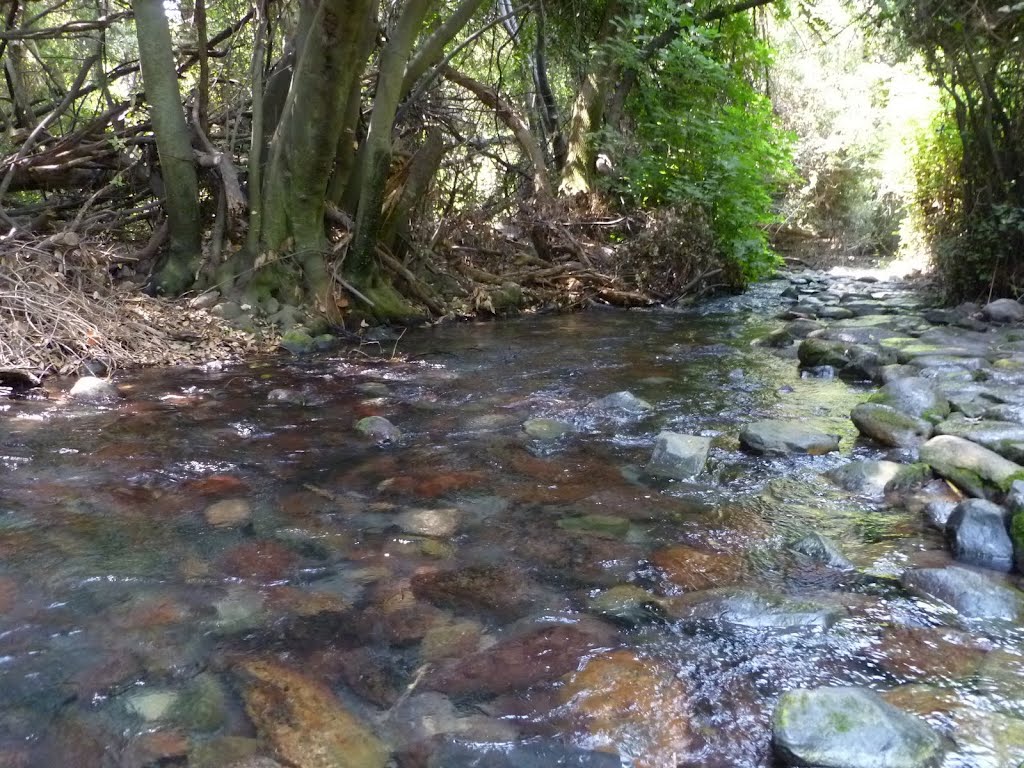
[0,234,277,374]
[421,201,729,315]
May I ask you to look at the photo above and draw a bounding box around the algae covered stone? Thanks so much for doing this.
[740,420,840,455]
[773,686,944,768]
[919,434,1024,499]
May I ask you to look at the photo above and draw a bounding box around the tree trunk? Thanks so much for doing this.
[131,0,202,294]
[347,0,435,281]
[257,0,373,305]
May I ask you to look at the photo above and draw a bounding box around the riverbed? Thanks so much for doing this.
[1,271,1022,767]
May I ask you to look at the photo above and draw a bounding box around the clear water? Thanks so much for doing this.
[1,279,1021,767]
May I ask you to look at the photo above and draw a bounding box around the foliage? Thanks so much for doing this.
[882,0,1024,297]
[605,13,794,284]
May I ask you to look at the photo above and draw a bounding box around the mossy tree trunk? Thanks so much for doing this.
[131,0,202,294]
[253,0,374,312]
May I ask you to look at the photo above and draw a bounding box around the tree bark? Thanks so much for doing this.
[131,0,202,294]
[347,0,435,280]
[258,0,374,301]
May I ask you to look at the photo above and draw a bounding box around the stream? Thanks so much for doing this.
[1,270,1022,768]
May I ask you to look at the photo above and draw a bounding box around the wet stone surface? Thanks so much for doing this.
[1,269,1024,767]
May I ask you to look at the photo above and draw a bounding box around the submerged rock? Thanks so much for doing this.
[355,415,402,443]
[236,659,388,768]
[427,738,622,768]
[204,498,252,528]
[919,435,1024,499]
[789,532,853,569]
[946,499,1014,572]
[557,514,630,539]
[69,376,121,403]
[739,420,840,455]
[901,566,1023,620]
[588,391,653,413]
[851,403,932,448]
[645,431,712,479]
[773,686,944,768]
[670,587,846,631]
[826,460,903,497]
[522,418,574,440]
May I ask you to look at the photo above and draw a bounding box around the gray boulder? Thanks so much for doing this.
[868,378,950,423]
[588,391,652,413]
[983,298,1024,324]
[919,435,1024,499]
[355,415,402,443]
[851,403,932,448]
[670,588,846,631]
[798,338,896,381]
[789,533,853,569]
[946,499,1014,572]
[740,420,840,455]
[826,460,903,497]
[934,415,1024,464]
[646,432,712,479]
[69,376,121,403]
[522,418,574,440]
[901,566,1023,620]
[773,686,944,768]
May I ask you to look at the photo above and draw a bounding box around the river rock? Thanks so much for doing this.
[385,692,517,747]
[789,532,853,569]
[522,418,574,440]
[868,378,950,422]
[798,338,896,381]
[204,498,252,528]
[560,650,691,768]
[427,738,622,768]
[983,402,1024,424]
[651,544,747,591]
[946,499,1014,572]
[236,659,388,768]
[355,415,402,443]
[69,376,121,403]
[645,432,712,479]
[424,624,603,696]
[557,514,630,539]
[772,686,944,768]
[925,499,957,529]
[588,391,652,413]
[411,565,528,619]
[901,566,1023,620]
[396,507,460,537]
[851,404,932,448]
[919,435,1024,499]
[588,584,668,626]
[934,415,1024,463]
[982,298,1024,323]
[739,420,840,455]
[826,460,903,497]
[670,587,845,630]
[880,364,921,383]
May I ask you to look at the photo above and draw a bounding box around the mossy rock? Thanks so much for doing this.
[1011,512,1024,573]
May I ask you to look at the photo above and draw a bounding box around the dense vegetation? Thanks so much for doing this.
[1,0,1020,350]
[0,0,794,331]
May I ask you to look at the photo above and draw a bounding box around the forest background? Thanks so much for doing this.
[0,0,1022,372]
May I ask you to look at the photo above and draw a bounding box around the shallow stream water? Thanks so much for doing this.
[1,274,1022,767]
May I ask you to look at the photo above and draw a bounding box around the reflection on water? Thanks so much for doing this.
[0,291,1022,767]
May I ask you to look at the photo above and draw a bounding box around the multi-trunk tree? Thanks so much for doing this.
[1,0,794,320]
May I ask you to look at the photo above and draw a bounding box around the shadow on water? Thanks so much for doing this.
[0,289,1021,767]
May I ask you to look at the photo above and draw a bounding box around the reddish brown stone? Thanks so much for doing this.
[219,540,299,581]
[183,474,249,496]
[873,625,990,681]
[120,729,188,768]
[411,565,528,619]
[651,544,746,592]
[424,625,602,696]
